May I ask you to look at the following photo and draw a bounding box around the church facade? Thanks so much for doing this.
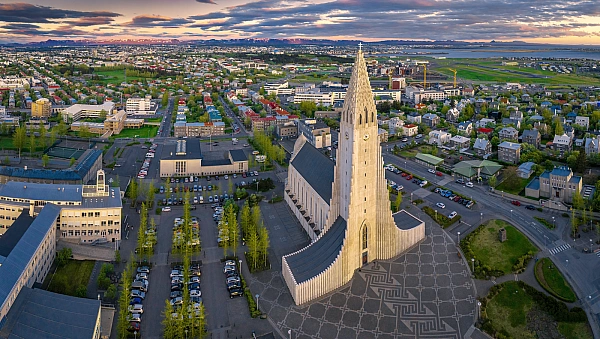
[282,48,426,305]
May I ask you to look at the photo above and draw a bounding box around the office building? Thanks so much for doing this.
[62,102,115,122]
[297,119,331,149]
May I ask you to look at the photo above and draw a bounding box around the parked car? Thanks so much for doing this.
[406,175,413,180]
[190,290,202,297]
[428,169,435,174]
[223,265,236,274]
[229,287,244,298]
[137,266,150,274]
[170,297,183,306]
[466,182,474,188]
[130,290,146,299]
[162,206,171,212]
[436,202,446,209]
[436,171,443,176]
[456,179,465,184]
[448,211,458,219]
[525,205,536,210]
[511,200,521,206]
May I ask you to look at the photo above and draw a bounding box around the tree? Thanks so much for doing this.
[128,179,138,204]
[137,203,148,263]
[247,223,259,269]
[117,261,134,339]
[501,167,521,188]
[38,124,47,149]
[554,118,564,135]
[490,136,500,147]
[251,205,261,233]
[42,154,50,167]
[28,130,36,156]
[299,101,317,118]
[56,247,72,267]
[162,299,177,339]
[240,201,252,237]
[572,191,585,211]
[99,109,108,120]
[69,157,76,166]
[147,181,155,207]
[227,204,239,256]
[488,175,497,188]
[104,284,117,300]
[394,192,403,212]
[49,128,57,147]
[566,151,580,169]
[574,149,587,174]
[162,91,170,108]
[218,218,230,257]
[12,126,26,156]
[258,222,270,268]
[79,125,92,138]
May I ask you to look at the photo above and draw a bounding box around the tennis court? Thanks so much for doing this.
[47,146,85,159]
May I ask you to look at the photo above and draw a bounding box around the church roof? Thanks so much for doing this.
[290,142,334,203]
[342,48,376,124]
[285,216,347,284]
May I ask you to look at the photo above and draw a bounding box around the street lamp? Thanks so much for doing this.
[255,294,260,312]
[435,209,438,222]
[566,259,569,266]
[288,329,292,339]
[457,231,461,243]
[552,216,555,229]
[185,329,188,339]
[477,301,482,320]
[239,259,242,273]
[480,213,483,223]
[510,209,513,218]
[410,192,413,203]
[134,331,137,339]
[471,258,475,272]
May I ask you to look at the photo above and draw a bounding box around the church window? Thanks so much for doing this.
[362,226,368,249]
[371,112,374,123]
[359,114,362,124]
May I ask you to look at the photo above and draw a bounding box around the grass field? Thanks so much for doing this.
[535,257,577,302]
[471,220,537,274]
[496,177,530,195]
[145,117,162,123]
[485,281,592,339]
[95,69,144,85]
[434,59,600,85]
[113,125,158,139]
[0,137,14,150]
[486,281,535,339]
[46,260,95,297]
[0,136,50,152]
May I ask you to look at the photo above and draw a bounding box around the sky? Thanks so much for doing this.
[0,0,599,44]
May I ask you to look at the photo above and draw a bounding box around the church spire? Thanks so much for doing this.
[342,44,376,127]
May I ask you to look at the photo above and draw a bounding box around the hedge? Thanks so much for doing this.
[422,206,461,228]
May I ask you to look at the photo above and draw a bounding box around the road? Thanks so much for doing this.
[218,96,249,137]
[159,98,174,138]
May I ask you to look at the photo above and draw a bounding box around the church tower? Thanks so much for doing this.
[282,45,425,305]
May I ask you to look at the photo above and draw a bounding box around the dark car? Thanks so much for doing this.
[229,287,244,298]
[170,291,182,299]
[225,271,238,279]
[171,283,183,291]
[130,297,143,305]
[127,321,141,332]
[227,281,241,290]
[525,205,536,210]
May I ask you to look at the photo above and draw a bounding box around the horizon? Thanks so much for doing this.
[0,0,599,45]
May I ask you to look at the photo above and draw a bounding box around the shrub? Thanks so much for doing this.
[155,207,162,215]
[75,285,87,298]
[104,284,117,300]
[56,248,72,267]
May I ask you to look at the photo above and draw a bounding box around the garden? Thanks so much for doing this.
[534,258,577,302]
[460,219,538,278]
[45,248,95,297]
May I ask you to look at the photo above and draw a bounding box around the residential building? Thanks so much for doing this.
[499,127,519,141]
[446,107,459,122]
[473,138,492,158]
[552,134,572,154]
[0,170,122,242]
[498,141,521,164]
[525,166,582,204]
[428,130,451,146]
[298,119,331,149]
[159,140,248,178]
[585,136,600,155]
[282,50,424,305]
[30,98,51,118]
[387,117,404,135]
[402,124,418,136]
[449,135,470,150]
[251,115,298,133]
[275,123,298,139]
[422,113,440,127]
[405,86,447,103]
[457,121,473,136]
[521,129,541,148]
[378,128,389,143]
[575,116,589,130]
[501,118,521,129]
[264,81,293,96]
[517,162,535,178]
[173,121,226,138]
[406,112,421,124]
[509,110,523,121]
[476,118,495,128]
[452,160,502,180]
[62,102,115,122]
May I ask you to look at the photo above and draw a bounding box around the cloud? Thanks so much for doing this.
[0,2,121,24]
[196,0,217,4]
[64,17,117,27]
[186,0,600,40]
[125,14,192,28]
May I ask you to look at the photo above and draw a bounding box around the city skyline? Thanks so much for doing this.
[0,0,599,45]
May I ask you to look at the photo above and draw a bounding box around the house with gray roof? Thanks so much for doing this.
[422,113,440,127]
[473,138,492,158]
[446,107,459,122]
[585,136,600,155]
[575,116,589,130]
[498,141,521,164]
[502,118,521,129]
[517,162,535,178]
[521,129,541,148]
[552,134,572,154]
[499,127,519,141]
[457,121,473,136]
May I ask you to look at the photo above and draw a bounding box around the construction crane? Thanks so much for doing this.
[419,64,427,89]
[448,68,457,88]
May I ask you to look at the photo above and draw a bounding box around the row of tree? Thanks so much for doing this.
[251,131,286,165]
[239,201,270,271]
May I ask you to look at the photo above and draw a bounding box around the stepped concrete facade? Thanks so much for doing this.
[282,47,425,305]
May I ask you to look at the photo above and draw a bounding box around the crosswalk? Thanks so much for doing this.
[596,251,600,258]
[549,244,571,255]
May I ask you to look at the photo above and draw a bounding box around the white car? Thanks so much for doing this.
[466,182,474,187]
[428,169,435,174]
[135,273,148,280]
[436,202,446,209]
[162,206,171,212]
[170,270,183,278]
[129,304,144,314]
[448,211,458,219]
[190,290,202,297]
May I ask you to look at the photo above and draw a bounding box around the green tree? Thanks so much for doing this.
[104,284,117,300]
[394,192,403,212]
[247,223,259,269]
[488,175,497,188]
[12,126,26,156]
[258,222,270,268]
[251,205,261,233]
[227,204,239,256]
[42,154,50,167]
[117,261,134,339]
[574,149,587,174]
[49,128,57,147]
[69,157,76,167]
[501,166,521,188]
[99,109,108,120]
[162,91,170,108]
[572,191,585,210]
[240,201,252,237]
[490,136,500,147]
[38,124,47,149]
[79,124,92,138]
[147,181,155,207]
[554,118,564,135]
[567,151,580,169]
[128,179,138,204]
[137,203,148,263]
[28,131,36,156]
[299,101,317,118]
[218,218,230,257]
[162,299,177,339]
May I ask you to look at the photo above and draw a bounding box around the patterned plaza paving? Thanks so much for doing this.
[246,223,476,338]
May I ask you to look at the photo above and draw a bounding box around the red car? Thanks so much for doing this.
[436,171,443,176]
[128,322,141,332]
[511,200,521,206]
[401,173,408,177]
[406,175,413,180]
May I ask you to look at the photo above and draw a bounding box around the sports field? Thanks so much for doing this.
[47,146,85,159]
[94,70,144,85]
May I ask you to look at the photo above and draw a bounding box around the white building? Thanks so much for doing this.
[264,81,294,96]
[126,97,153,114]
[428,130,451,146]
[293,92,334,106]
[62,102,115,122]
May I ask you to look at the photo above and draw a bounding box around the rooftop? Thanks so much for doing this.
[291,142,334,202]
[415,153,443,165]
[392,210,424,230]
[285,216,346,284]
[498,141,521,150]
[0,211,34,260]
[0,288,100,339]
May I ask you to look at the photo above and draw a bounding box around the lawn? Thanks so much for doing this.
[535,257,577,302]
[486,281,536,339]
[46,259,95,297]
[534,217,555,230]
[558,322,593,339]
[0,137,15,150]
[399,149,418,158]
[469,219,537,275]
[145,117,162,123]
[496,177,530,195]
[112,125,158,139]
[94,69,144,85]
